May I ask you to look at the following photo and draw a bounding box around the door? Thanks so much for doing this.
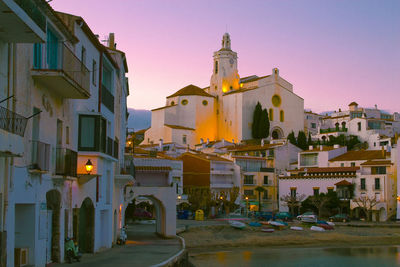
[47,29,58,69]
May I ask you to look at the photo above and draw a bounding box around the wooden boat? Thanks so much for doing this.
[290,226,303,231]
[261,227,275,233]
[310,226,325,232]
[229,221,246,229]
[318,224,334,230]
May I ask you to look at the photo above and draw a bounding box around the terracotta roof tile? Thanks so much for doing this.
[329,150,387,162]
[335,180,352,186]
[302,146,340,152]
[360,160,392,166]
[167,85,215,98]
[227,143,282,152]
[164,124,195,131]
[288,167,359,173]
[151,104,177,111]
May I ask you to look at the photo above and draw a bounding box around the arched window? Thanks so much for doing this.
[170,101,175,106]
[215,61,218,74]
[280,110,284,122]
[269,108,274,121]
[341,121,346,131]
[335,122,339,131]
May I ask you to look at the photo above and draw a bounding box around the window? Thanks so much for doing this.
[280,110,284,122]
[92,60,97,85]
[371,166,386,175]
[181,99,188,105]
[335,123,339,131]
[351,162,355,167]
[311,123,316,129]
[47,28,59,69]
[170,101,175,106]
[290,188,297,198]
[327,188,334,193]
[244,175,254,185]
[33,43,42,69]
[269,108,274,121]
[358,122,362,131]
[81,46,86,68]
[78,115,106,152]
[215,61,218,74]
[263,176,269,185]
[374,178,380,190]
[300,153,318,166]
[182,135,187,144]
[244,190,254,196]
[313,188,320,196]
[202,100,208,106]
[271,95,281,107]
[360,178,366,190]
[263,190,269,200]
[65,126,70,145]
[340,163,344,167]
[102,62,113,93]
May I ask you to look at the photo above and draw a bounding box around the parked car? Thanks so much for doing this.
[256,211,274,221]
[297,211,317,223]
[329,213,350,222]
[274,212,292,221]
[133,208,152,219]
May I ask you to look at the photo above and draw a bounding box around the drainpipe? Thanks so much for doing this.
[98,51,103,113]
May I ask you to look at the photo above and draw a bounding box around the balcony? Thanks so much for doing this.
[0,105,28,137]
[0,0,46,42]
[260,167,274,173]
[31,43,90,99]
[55,148,77,177]
[101,85,114,113]
[211,168,234,175]
[30,140,50,172]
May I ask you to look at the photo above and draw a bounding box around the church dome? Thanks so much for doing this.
[167,84,214,98]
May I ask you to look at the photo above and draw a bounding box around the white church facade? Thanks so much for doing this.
[143,33,304,147]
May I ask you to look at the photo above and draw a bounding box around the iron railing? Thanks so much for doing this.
[31,140,50,171]
[0,105,28,137]
[101,85,114,113]
[15,0,46,32]
[55,148,77,177]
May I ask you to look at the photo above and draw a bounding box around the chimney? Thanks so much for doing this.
[206,138,209,145]
[232,139,235,144]
[308,145,313,150]
[261,139,265,146]
[222,138,225,146]
[200,138,204,144]
[159,139,163,150]
[108,33,115,49]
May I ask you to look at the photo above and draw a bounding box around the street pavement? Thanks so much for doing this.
[52,223,181,267]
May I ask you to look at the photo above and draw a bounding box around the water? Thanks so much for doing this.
[190,246,400,267]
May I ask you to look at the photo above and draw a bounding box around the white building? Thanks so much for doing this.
[143,33,304,147]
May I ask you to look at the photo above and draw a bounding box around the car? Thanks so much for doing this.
[329,213,350,222]
[274,212,292,221]
[297,211,317,223]
[256,211,274,221]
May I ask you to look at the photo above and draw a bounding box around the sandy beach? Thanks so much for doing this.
[181,223,400,250]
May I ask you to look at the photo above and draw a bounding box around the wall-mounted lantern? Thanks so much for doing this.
[85,159,93,174]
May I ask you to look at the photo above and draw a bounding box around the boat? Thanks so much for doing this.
[260,221,270,225]
[327,221,335,226]
[290,226,303,231]
[249,222,261,227]
[229,221,246,229]
[261,227,275,233]
[318,224,334,230]
[310,226,325,232]
[269,221,286,227]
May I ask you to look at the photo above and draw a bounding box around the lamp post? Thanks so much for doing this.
[245,196,249,217]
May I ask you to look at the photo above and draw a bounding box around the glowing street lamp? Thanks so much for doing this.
[245,196,249,217]
[177,195,182,200]
[85,159,93,174]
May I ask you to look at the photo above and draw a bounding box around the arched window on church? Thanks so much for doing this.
[280,110,284,122]
[215,61,218,74]
[269,108,274,121]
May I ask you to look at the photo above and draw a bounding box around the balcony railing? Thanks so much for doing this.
[260,167,274,173]
[31,140,50,171]
[101,86,114,113]
[15,0,46,32]
[0,105,28,137]
[55,148,77,177]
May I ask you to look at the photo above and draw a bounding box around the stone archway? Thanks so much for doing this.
[79,197,95,253]
[271,127,284,139]
[46,189,61,262]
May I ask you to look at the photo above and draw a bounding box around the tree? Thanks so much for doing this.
[254,186,266,212]
[287,131,297,146]
[307,132,312,146]
[257,109,270,139]
[252,102,262,138]
[309,193,330,218]
[280,193,306,216]
[297,131,307,150]
[353,195,378,221]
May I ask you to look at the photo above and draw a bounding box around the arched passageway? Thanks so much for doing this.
[271,127,284,139]
[79,197,95,253]
[46,189,61,262]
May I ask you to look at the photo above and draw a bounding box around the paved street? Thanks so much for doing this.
[53,223,181,267]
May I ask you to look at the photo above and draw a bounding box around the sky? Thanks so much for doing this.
[50,0,400,113]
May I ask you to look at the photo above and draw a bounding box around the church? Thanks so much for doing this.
[142,33,304,147]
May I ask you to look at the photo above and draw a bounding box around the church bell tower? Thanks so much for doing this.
[210,33,240,97]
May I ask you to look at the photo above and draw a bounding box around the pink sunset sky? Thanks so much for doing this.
[50,0,400,113]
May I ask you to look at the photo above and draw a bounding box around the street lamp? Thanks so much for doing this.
[245,196,249,217]
[85,159,93,174]
[177,195,182,200]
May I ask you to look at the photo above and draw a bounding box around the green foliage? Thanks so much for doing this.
[252,102,262,139]
[301,192,341,218]
[297,131,308,150]
[308,132,312,146]
[322,134,361,151]
[287,131,297,146]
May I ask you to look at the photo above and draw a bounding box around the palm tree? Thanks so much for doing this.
[254,186,266,212]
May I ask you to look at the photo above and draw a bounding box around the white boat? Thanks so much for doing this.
[310,226,325,232]
[229,221,246,229]
[261,228,275,233]
[290,226,303,231]
[269,221,286,227]
[327,221,335,226]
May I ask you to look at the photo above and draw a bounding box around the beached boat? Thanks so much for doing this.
[327,221,335,226]
[290,226,303,231]
[318,224,334,230]
[260,221,270,225]
[229,221,246,229]
[249,222,261,227]
[261,228,275,233]
[310,226,325,232]
[269,221,286,227]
